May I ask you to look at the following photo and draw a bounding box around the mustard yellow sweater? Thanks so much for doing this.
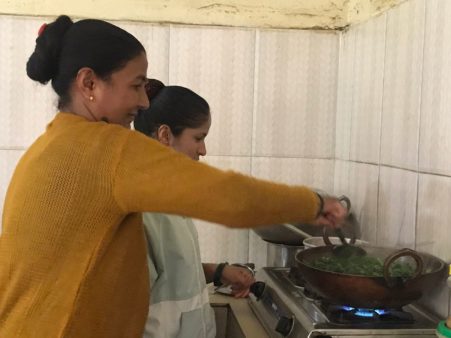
[0,112,319,337]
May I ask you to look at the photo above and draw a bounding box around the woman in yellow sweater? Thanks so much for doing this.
[0,15,347,338]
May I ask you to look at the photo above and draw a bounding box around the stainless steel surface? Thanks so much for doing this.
[249,267,440,338]
[266,242,304,267]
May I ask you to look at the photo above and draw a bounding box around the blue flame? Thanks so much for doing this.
[339,306,389,318]
[375,309,388,315]
[341,306,355,311]
[355,309,375,317]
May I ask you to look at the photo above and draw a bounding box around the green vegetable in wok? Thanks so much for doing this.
[308,255,415,278]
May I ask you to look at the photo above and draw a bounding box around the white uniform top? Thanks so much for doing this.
[142,212,216,338]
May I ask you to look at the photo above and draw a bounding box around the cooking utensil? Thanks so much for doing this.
[265,223,309,267]
[266,241,304,267]
[295,245,447,308]
[330,227,367,258]
[252,194,359,245]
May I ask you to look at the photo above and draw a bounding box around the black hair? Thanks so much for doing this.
[26,15,145,109]
[134,79,210,138]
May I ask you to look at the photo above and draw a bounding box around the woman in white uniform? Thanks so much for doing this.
[134,79,255,338]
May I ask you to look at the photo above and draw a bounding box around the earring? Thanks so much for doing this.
[89,96,94,101]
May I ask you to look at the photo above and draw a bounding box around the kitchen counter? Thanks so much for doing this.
[209,289,270,338]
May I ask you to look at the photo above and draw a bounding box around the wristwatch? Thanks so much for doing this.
[213,262,228,287]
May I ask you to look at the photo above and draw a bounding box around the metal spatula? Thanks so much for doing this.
[332,227,366,258]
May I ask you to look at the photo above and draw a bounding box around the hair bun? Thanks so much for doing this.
[26,15,73,84]
[145,78,165,100]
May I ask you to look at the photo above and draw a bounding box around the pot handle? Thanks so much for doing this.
[337,195,351,211]
[383,248,423,288]
[322,195,356,245]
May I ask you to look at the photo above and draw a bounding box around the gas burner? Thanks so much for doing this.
[323,304,415,325]
[249,268,440,337]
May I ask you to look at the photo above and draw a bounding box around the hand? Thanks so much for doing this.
[315,196,348,229]
[220,265,256,298]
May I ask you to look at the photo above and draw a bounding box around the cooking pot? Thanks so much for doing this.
[266,241,304,267]
[253,195,360,245]
[295,244,448,308]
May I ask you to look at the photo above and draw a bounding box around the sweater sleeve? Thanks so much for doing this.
[113,131,320,228]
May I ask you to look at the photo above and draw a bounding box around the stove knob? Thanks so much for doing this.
[275,316,293,337]
[249,281,265,300]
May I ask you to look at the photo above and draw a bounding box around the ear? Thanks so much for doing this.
[75,67,97,101]
[156,125,173,146]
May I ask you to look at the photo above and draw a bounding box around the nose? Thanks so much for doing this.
[138,86,150,110]
[198,141,207,157]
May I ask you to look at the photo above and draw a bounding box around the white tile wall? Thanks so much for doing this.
[416,173,451,318]
[168,25,255,157]
[377,166,417,248]
[417,174,451,262]
[0,16,57,149]
[339,1,451,318]
[349,14,386,164]
[335,30,356,161]
[117,22,170,83]
[380,0,425,170]
[419,0,451,176]
[334,160,379,243]
[347,162,379,243]
[251,157,334,192]
[253,29,338,158]
[333,159,350,195]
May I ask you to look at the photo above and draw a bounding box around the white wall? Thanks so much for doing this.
[334,0,451,317]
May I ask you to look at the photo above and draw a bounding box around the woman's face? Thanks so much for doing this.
[170,116,211,161]
[92,52,150,128]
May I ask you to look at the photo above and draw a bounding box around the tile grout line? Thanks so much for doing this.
[333,30,342,194]
[375,13,389,246]
[248,27,260,264]
[414,0,428,252]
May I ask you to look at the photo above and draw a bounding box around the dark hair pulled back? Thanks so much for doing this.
[134,79,210,138]
[26,15,145,109]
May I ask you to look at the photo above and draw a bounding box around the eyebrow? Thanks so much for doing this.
[135,75,147,83]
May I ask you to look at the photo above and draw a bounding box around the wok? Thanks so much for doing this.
[295,245,448,308]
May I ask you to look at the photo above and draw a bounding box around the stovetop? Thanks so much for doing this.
[248,267,440,337]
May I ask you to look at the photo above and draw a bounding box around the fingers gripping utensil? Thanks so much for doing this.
[323,196,366,258]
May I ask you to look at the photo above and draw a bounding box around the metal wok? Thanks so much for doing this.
[295,245,448,308]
